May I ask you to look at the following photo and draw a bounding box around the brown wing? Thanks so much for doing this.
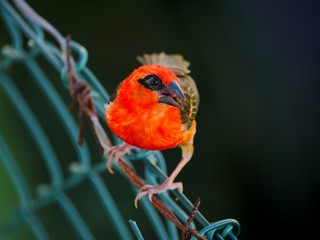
[137,53,199,129]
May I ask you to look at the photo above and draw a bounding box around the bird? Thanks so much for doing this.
[105,52,199,207]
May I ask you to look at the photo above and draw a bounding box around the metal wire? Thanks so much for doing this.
[0,0,240,239]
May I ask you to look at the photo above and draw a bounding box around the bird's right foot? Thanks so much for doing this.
[106,142,133,173]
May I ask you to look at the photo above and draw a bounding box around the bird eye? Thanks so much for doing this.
[147,76,161,87]
[139,75,164,90]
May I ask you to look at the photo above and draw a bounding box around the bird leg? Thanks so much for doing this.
[134,143,194,208]
[107,142,133,174]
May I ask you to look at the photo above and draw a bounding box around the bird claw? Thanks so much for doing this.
[106,143,133,174]
[134,181,183,208]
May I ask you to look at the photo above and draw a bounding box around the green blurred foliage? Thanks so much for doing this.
[1,0,319,239]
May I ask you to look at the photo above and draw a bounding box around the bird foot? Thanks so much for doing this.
[107,143,133,174]
[134,180,183,208]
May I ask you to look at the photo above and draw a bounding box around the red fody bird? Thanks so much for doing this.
[105,53,199,207]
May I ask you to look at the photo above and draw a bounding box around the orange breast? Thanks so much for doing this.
[106,101,195,150]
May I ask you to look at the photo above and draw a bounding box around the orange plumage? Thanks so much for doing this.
[106,65,196,150]
[105,53,199,207]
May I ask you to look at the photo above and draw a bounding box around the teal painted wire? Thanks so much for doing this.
[0,10,40,72]
[12,0,66,53]
[166,218,179,240]
[56,194,95,240]
[0,135,49,240]
[0,211,49,240]
[1,7,41,64]
[96,102,107,120]
[127,149,152,161]
[23,213,49,240]
[138,192,171,240]
[143,156,246,240]
[221,224,235,238]
[89,174,134,240]
[0,162,106,222]
[144,164,197,230]
[141,149,183,239]
[70,41,88,72]
[146,169,192,225]
[146,153,185,239]
[2,0,107,111]
[59,41,88,88]
[1,0,63,69]
[193,219,240,240]
[1,2,103,165]
[29,21,44,40]
[1,10,23,51]
[227,232,238,240]
[153,151,168,175]
[0,135,32,206]
[0,70,63,188]
[82,67,110,104]
[128,137,210,239]
[129,220,144,240]
[143,157,210,227]
[127,162,171,240]
[25,59,91,170]
[3,0,92,181]
[0,148,102,239]
[3,0,109,120]
[147,158,209,225]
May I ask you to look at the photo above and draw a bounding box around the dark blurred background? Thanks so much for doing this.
[1,0,320,239]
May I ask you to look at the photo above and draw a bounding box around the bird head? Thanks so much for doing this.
[117,64,186,110]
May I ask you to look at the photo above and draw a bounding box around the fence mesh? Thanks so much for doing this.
[0,0,240,239]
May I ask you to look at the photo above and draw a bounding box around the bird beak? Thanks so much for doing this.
[158,80,186,109]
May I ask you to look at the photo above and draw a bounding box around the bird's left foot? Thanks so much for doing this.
[134,180,183,208]
[107,142,133,174]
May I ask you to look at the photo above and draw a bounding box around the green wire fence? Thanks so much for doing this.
[0,0,240,239]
